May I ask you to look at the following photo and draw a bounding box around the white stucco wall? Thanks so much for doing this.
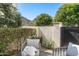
[37,26,61,48]
[52,24,61,48]
[21,22,62,48]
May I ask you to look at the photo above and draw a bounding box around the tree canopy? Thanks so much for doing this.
[34,13,53,26]
[0,3,22,28]
[55,4,79,27]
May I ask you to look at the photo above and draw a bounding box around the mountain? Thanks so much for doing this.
[21,17,34,26]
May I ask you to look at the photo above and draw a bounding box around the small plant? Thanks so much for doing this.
[29,34,37,39]
[28,29,39,39]
[42,39,55,49]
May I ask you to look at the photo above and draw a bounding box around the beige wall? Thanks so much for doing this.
[21,22,62,48]
[52,24,61,48]
[37,26,61,48]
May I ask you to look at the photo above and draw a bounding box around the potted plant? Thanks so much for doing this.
[27,30,40,49]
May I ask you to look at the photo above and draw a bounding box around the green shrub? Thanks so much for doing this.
[42,39,55,49]
[0,28,35,55]
[29,29,37,39]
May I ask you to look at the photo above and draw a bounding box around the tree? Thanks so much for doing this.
[55,4,79,27]
[0,3,22,28]
[34,13,53,26]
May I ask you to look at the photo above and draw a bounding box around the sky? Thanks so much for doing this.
[17,3,63,20]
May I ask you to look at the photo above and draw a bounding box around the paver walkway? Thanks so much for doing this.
[39,47,52,56]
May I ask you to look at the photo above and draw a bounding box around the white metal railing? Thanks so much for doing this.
[52,47,67,56]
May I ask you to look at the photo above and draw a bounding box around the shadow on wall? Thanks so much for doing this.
[61,27,79,47]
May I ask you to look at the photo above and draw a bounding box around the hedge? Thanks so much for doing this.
[0,28,36,55]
